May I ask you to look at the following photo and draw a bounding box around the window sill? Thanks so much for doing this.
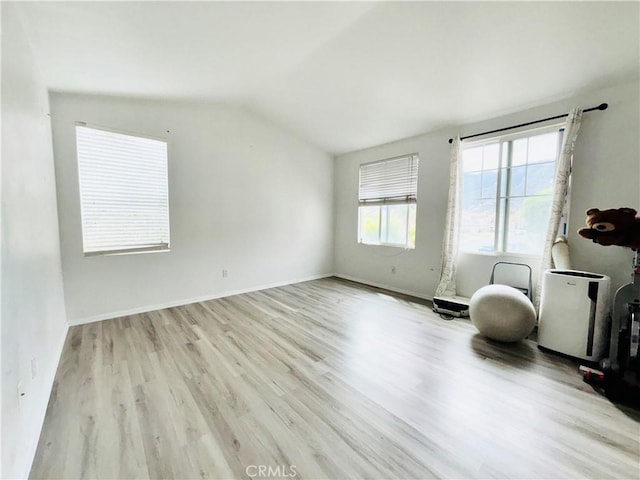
[358,242,415,250]
[84,246,170,257]
[458,250,542,260]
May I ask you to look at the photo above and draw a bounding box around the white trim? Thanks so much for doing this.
[68,273,334,326]
[334,273,431,301]
[358,240,416,250]
[22,323,69,479]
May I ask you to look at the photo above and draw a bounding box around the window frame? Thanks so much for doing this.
[357,153,419,249]
[75,122,171,257]
[459,124,564,257]
[358,203,417,248]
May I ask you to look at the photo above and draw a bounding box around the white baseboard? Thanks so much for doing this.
[21,322,69,479]
[69,273,334,326]
[335,273,432,301]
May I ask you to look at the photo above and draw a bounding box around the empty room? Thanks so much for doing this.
[2,1,639,479]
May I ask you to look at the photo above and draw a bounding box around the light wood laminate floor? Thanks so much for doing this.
[31,277,639,479]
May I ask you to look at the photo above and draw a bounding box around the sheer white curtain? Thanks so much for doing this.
[534,108,583,308]
[435,137,461,297]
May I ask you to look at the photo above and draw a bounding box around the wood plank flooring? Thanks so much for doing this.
[31,277,639,479]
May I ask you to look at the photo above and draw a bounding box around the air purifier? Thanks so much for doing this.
[538,269,611,362]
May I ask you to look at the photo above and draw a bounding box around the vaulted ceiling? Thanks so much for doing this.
[14,1,640,154]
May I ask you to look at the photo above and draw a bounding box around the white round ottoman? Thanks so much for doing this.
[469,285,536,342]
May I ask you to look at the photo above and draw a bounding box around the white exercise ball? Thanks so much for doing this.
[469,284,536,342]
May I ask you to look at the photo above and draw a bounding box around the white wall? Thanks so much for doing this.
[335,133,450,298]
[50,93,334,324]
[1,4,69,478]
[335,80,640,299]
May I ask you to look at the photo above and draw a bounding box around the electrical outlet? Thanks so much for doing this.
[31,357,37,380]
[222,269,228,278]
[391,266,397,274]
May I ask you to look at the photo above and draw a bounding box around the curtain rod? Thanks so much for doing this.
[448,102,608,144]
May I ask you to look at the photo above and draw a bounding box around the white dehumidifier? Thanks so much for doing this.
[538,269,611,362]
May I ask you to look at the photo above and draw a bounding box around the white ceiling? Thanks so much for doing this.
[15,1,640,154]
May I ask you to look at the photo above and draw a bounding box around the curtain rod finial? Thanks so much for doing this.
[448,138,453,144]
[597,103,608,111]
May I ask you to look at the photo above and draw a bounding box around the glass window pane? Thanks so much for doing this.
[506,196,552,254]
[380,205,389,242]
[463,147,483,172]
[483,143,500,170]
[407,204,416,248]
[509,165,526,197]
[502,141,509,168]
[526,163,556,196]
[460,129,560,256]
[512,138,528,166]
[359,206,380,244]
[528,132,559,164]
[386,205,408,245]
[460,198,496,253]
[463,172,482,200]
[481,170,498,199]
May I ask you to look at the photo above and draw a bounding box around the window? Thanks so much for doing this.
[75,124,170,255]
[358,154,419,248]
[459,127,562,255]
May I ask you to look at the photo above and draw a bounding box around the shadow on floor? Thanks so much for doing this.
[469,333,538,370]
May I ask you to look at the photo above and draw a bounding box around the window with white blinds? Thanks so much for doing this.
[358,154,419,248]
[75,124,170,255]
[359,154,419,205]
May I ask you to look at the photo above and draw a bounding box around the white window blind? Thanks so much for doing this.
[76,124,170,255]
[359,154,419,206]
